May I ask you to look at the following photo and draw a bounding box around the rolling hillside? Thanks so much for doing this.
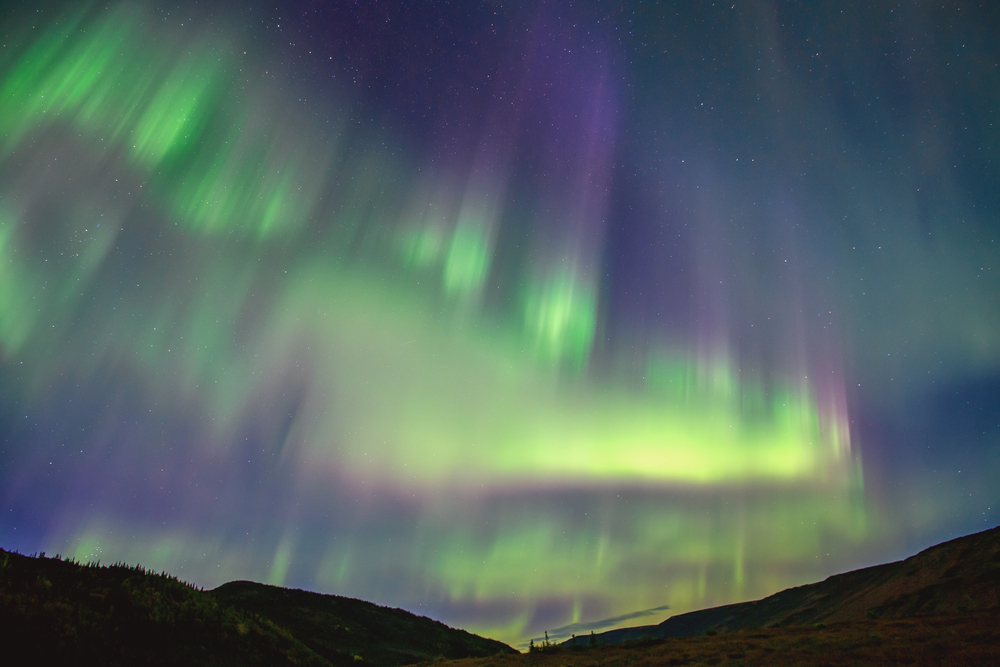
[585,525,1000,645]
[0,549,514,665]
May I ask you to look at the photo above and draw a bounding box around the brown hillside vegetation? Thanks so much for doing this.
[440,610,1000,667]
[587,525,1000,645]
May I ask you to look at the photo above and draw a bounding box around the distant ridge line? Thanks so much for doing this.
[577,525,1000,645]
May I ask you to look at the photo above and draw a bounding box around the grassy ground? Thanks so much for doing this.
[437,610,1000,667]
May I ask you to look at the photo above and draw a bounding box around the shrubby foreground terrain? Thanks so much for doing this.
[1,526,998,665]
[0,549,514,665]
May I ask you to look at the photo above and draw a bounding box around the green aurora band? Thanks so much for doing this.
[0,5,869,647]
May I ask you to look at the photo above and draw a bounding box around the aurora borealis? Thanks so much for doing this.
[1,0,997,648]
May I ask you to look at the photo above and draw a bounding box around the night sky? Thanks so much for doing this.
[1,0,998,648]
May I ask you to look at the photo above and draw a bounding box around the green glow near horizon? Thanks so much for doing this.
[57,482,868,646]
[1,4,869,650]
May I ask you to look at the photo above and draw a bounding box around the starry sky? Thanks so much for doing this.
[1,0,998,648]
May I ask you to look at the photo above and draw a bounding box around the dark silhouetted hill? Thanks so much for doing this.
[0,549,326,665]
[209,580,516,665]
[0,549,514,665]
[582,525,1000,645]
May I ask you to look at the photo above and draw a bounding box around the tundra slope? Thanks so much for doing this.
[581,525,1000,645]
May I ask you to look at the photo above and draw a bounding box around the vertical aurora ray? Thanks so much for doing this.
[4,0,996,650]
[522,268,597,369]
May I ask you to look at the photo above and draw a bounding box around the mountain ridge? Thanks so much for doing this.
[580,524,1000,645]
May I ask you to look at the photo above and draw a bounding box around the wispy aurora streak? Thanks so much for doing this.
[0,4,869,647]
